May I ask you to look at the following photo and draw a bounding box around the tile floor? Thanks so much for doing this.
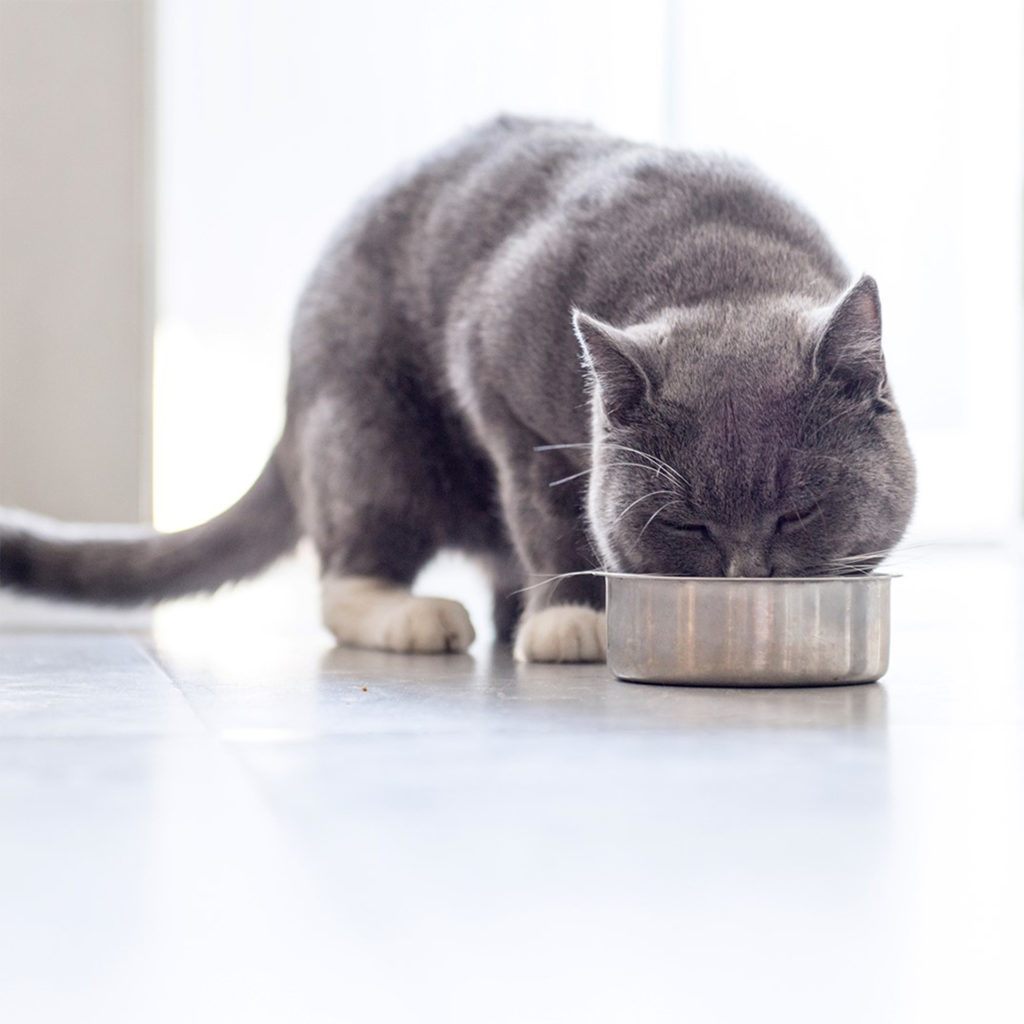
[1,544,1022,1023]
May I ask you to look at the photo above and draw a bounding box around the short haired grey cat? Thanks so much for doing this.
[0,116,915,661]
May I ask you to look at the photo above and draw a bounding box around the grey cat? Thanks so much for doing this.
[0,116,915,661]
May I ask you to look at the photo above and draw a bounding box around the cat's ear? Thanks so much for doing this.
[573,310,651,422]
[813,275,892,409]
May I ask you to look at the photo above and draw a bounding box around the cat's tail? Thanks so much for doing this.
[0,448,301,605]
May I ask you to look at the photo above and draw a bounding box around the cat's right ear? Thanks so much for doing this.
[812,274,892,409]
[573,310,651,423]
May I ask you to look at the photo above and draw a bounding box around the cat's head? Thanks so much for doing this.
[575,275,915,577]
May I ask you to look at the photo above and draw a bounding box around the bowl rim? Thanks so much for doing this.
[602,572,896,584]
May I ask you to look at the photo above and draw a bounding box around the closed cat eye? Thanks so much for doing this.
[776,505,822,533]
[658,518,709,537]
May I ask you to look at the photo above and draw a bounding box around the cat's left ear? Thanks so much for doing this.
[813,275,893,410]
[573,310,652,423]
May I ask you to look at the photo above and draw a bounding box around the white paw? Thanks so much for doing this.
[322,577,475,653]
[513,605,607,663]
[377,596,475,653]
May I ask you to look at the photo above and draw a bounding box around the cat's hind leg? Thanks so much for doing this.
[321,576,474,654]
[296,395,477,655]
[316,521,477,656]
[311,494,476,655]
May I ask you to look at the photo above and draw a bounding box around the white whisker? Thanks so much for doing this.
[536,441,690,491]
[638,500,684,540]
[511,569,603,596]
[611,489,676,527]
[548,468,593,487]
[603,443,690,489]
[549,460,685,488]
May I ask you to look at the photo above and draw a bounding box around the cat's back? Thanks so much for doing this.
[394,116,626,324]
[294,117,611,334]
[294,116,846,368]
[404,117,845,317]
[413,114,783,231]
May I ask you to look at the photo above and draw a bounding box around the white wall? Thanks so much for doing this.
[0,0,153,523]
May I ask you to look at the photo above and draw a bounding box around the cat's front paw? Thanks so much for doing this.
[513,605,607,663]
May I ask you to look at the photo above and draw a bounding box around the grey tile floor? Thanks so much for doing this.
[1,544,1023,1023]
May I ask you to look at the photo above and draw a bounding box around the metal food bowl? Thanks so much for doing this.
[604,573,892,687]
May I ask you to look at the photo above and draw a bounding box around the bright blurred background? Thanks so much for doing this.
[2,0,1022,545]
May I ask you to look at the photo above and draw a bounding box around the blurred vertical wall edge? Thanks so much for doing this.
[0,0,154,523]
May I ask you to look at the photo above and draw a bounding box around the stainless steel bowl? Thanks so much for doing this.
[604,573,891,687]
